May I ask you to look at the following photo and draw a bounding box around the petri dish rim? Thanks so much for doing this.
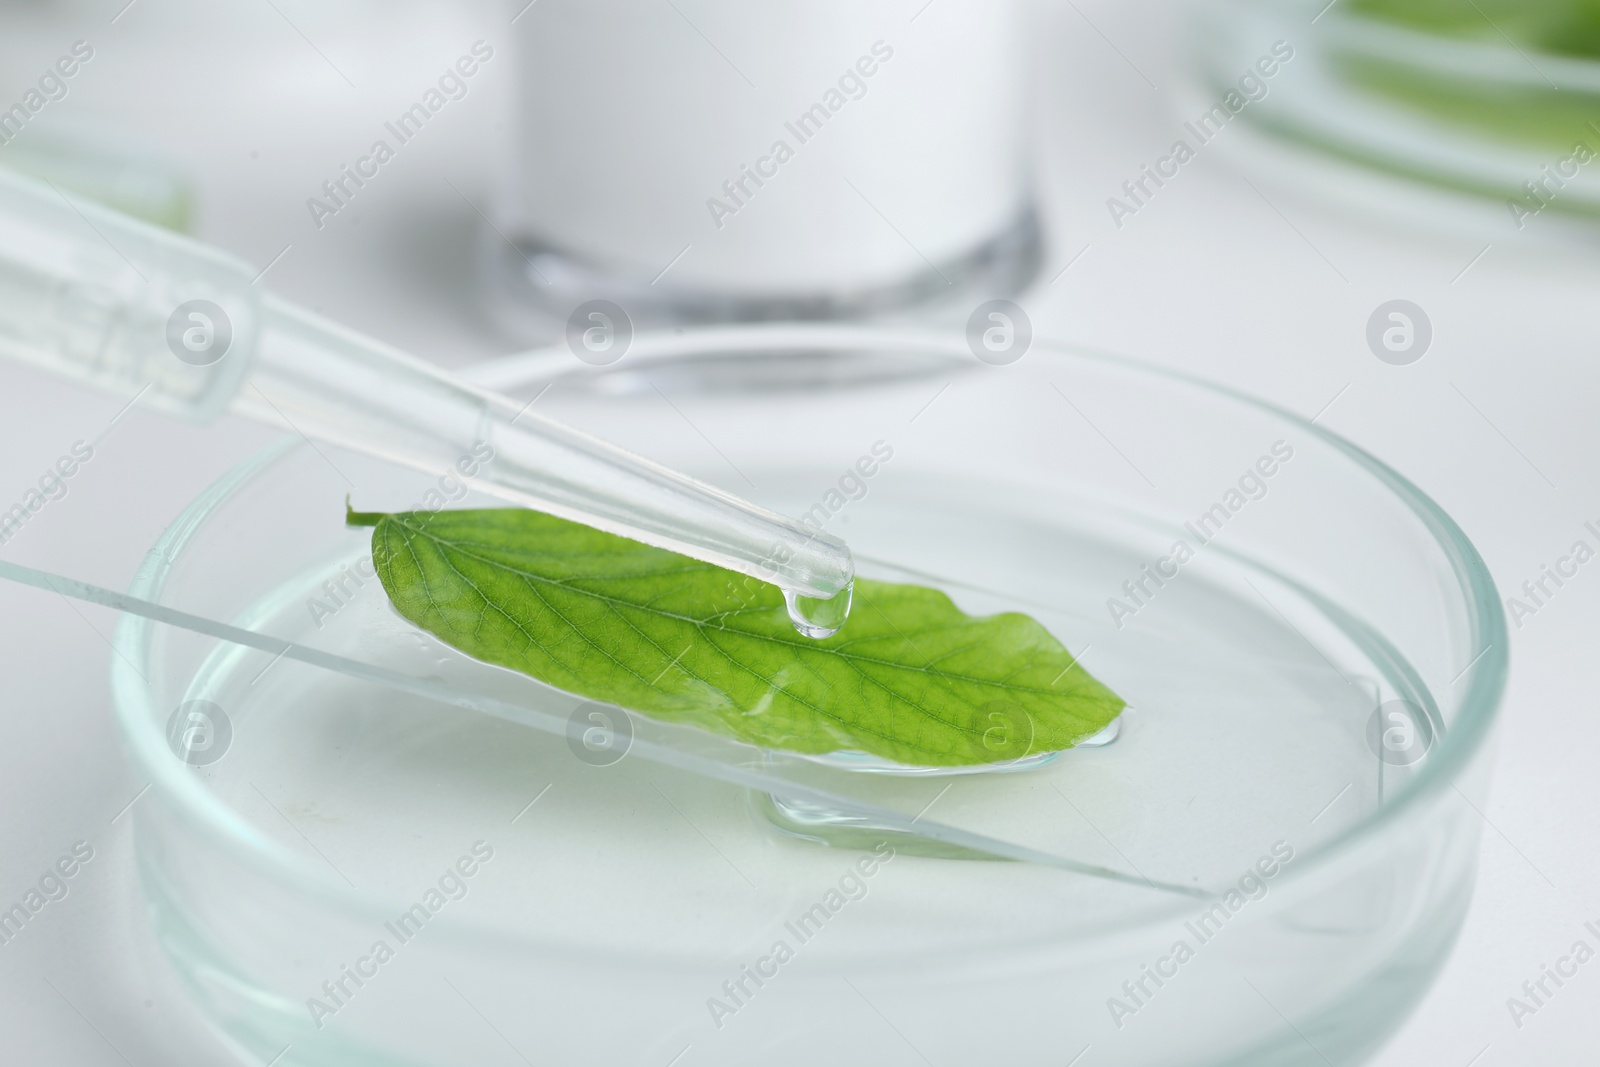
[109,325,1508,964]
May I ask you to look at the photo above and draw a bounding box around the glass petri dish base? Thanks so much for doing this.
[113,327,1505,1067]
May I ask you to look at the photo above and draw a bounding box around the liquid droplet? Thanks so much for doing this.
[1078,715,1122,747]
[783,580,854,639]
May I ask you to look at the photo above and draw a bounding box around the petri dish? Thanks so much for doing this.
[112,326,1505,1066]
[1195,0,1600,228]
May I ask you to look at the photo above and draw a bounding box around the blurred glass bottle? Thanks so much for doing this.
[483,0,1039,332]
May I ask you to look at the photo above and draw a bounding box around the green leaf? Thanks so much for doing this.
[351,507,1124,767]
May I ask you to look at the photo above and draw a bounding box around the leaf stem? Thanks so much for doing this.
[344,497,387,528]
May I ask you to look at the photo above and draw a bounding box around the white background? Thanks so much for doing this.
[0,0,1595,1063]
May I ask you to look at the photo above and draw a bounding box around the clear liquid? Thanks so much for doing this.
[184,474,1421,923]
[782,579,854,639]
[156,473,1442,1066]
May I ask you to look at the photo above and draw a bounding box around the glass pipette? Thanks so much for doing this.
[0,168,854,619]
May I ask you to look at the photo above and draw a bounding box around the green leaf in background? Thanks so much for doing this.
[348,507,1124,767]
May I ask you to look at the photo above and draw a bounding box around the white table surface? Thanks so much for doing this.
[0,1,1594,1064]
